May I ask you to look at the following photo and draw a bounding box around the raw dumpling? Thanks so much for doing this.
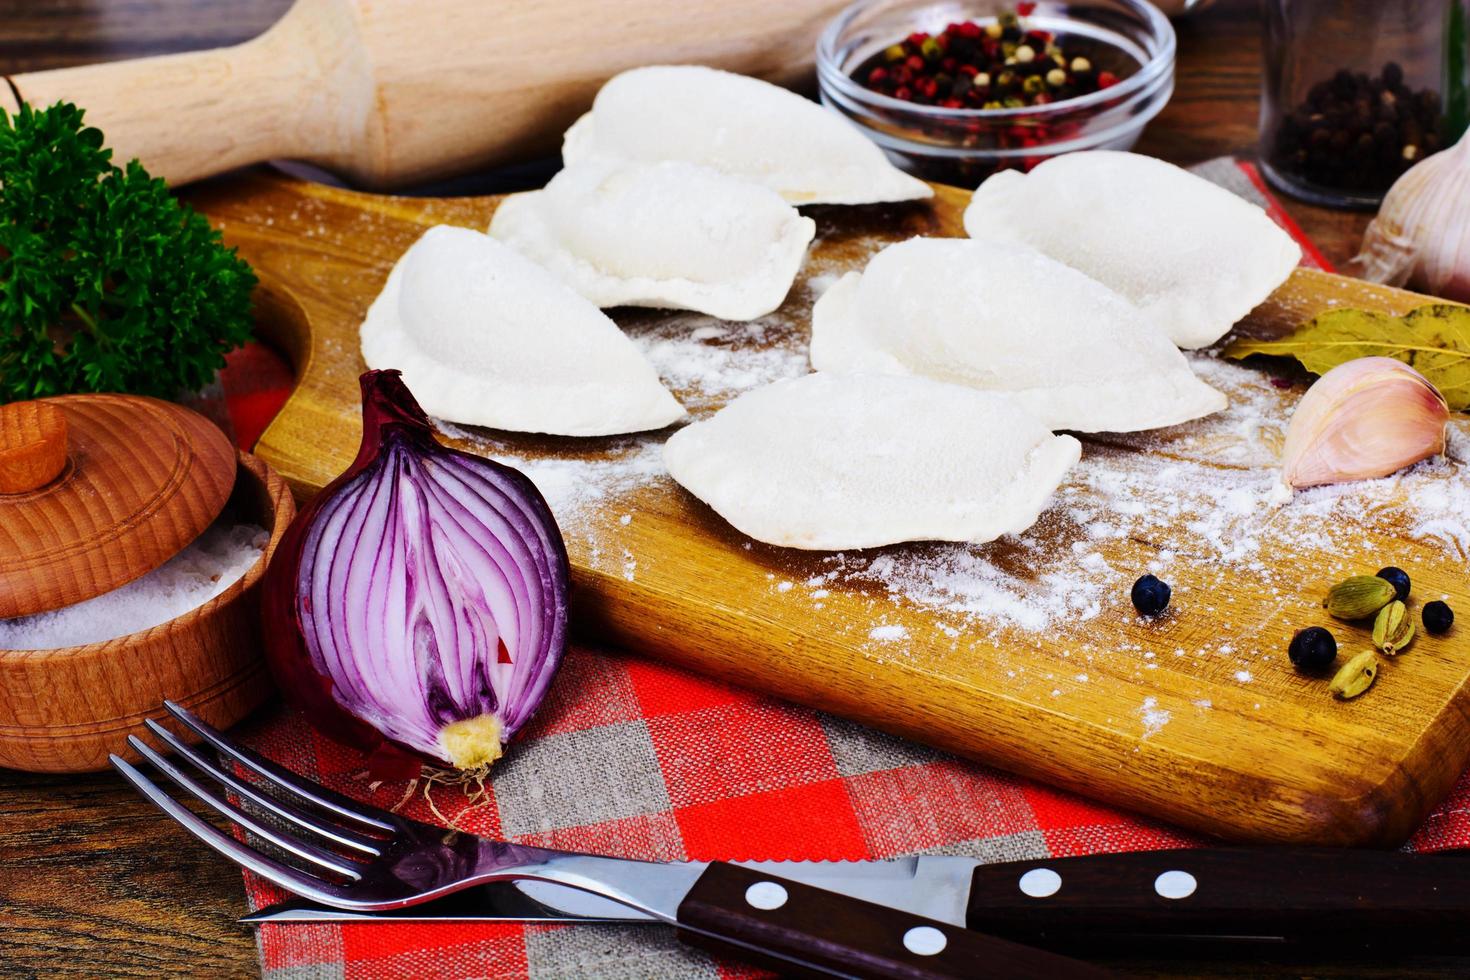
[360,225,684,436]
[488,160,815,321]
[809,237,1227,433]
[663,372,1081,550]
[562,65,932,206]
[963,151,1301,349]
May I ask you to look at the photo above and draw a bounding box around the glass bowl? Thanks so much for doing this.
[816,0,1176,188]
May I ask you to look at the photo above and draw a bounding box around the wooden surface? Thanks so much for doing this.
[202,170,1467,850]
[0,395,237,619]
[4,2,1461,978]
[0,452,292,773]
[3,0,854,189]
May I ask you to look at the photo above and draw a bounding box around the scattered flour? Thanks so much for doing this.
[418,226,1470,728]
[431,424,667,519]
[1137,696,1171,738]
[0,521,267,649]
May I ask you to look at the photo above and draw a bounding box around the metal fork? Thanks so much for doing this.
[111,701,702,917]
[112,703,1112,978]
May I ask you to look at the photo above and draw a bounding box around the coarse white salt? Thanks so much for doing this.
[869,624,909,642]
[777,581,794,593]
[1234,670,1253,684]
[0,520,267,650]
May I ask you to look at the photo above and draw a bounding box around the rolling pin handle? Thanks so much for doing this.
[3,0,370,187]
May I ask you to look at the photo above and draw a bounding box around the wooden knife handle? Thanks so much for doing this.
[966,847,1470,940]
[677,861,1112,979]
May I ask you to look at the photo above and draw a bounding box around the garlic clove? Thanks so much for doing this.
[1281,356,1449,489]
[1351,132,1470,301]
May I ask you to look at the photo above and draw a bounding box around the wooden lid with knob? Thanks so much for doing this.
[0,402,70,494]
[0,394,237,619]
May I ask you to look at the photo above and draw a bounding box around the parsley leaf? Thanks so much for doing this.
[0,101,256,401]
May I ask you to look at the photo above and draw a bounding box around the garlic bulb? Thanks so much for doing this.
[1281,356,1449,489]
[1351,132,1470,300]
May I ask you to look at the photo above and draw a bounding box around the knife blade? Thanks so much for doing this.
[242,881,654,924]
[244,856,983,926]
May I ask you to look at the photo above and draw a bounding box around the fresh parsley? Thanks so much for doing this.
[0,101,256,401]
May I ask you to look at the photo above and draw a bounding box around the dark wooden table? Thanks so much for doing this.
[1,2,1457,978]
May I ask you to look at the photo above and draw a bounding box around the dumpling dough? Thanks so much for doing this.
[360,225,684,437]
[489,160,816,321]
[563,65,932,206]
[810,237,1227,433]
[963,151,1301,349]
[663,372,1081,550]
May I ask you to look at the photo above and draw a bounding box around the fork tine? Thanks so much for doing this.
[163,701,396,833]
[142,719,384,858]
[127,736,364,881]
[111,754,347,906]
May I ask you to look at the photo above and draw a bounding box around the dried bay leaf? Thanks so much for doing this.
[1224,304,1470,410]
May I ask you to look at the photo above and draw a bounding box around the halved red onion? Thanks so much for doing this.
[262,370,569,772]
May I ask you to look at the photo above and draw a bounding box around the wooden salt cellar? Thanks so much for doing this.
[0,395,294,772]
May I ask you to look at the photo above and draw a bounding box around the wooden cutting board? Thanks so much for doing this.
[190,169,1470,847]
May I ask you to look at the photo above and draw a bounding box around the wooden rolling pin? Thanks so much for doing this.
[0,0,849,189]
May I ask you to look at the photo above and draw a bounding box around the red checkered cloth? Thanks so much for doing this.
[216,160,1470,980]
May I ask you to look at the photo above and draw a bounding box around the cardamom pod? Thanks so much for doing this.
[1324,575,1396,619]
[1372,600,1415,654]
[1329,650,1379,699]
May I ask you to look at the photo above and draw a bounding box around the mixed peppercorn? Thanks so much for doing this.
[1268,63,1445,197]
[857,6,1122,109]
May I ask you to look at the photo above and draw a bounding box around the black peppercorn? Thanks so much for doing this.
[1130,574,1171,617]
[1376,566,1411,601]
[1288,626,1338,672]
[1423,600,1454,635]
[1269,62,1444,196]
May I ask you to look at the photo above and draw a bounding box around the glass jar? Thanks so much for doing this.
[1260,0,1470,208]
[817,0,1175,189]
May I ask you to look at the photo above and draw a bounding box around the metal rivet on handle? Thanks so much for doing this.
[1154,870,1197,900]
[745,881,788,910]
[1018,867,1062,898]
[903,925,947,956]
